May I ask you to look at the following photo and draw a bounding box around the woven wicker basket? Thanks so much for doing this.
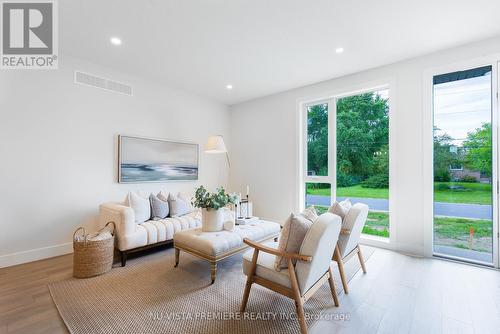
[73,221,115,278]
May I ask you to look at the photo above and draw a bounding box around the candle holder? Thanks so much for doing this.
[245,194,250,218]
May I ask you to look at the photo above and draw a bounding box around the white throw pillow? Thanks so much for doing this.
[274,213,313,271]
[328,199,352,221]
[168,192,192,217]
[126,192,151,223]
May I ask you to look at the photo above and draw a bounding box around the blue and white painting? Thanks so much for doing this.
[119,136,198,183]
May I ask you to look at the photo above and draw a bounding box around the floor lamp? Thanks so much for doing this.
[205,135,237,220]
[204,135,230,168]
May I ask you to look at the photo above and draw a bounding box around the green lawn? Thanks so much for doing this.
[433,216,492,238]
[364,211,389,237]
[434,216,492,253]
[309,200,493,253]
[307,182,492,205]
[361,210,492,253]
[338,185,388,199]
[434,182,492,205]
[311,205,390,238]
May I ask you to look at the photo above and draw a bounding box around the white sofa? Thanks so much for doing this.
[98,200,202,266]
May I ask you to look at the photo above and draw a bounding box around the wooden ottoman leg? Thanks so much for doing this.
[174,248,180,267]
[210,262,217,284]
[120,251,127,267]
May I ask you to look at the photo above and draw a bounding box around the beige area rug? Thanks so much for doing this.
[49,246,374,334]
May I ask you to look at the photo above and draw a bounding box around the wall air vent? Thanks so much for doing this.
[74,71,133,96]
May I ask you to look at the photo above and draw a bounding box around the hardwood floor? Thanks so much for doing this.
[310,248,500,334]
[1,248,499,334]
[0,254,72,334]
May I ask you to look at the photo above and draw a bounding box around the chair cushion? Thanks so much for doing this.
[274,213,313,271]
[337,203,369,258]
[243,242,291,288]
[127,192,151,223]
[328,199,352,222]
[296,213,341,294]
[150,193,169,219]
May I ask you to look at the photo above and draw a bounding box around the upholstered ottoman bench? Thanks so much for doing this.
[173,220,281,284]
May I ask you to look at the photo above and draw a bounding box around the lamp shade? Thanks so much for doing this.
[205,135,227,153]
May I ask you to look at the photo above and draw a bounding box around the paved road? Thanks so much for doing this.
[306,195,492,220]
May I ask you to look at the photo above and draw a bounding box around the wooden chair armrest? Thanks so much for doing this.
[340,228,351,236]
[243,238,312,262]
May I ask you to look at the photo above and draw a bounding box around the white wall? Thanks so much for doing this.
[0,55,230,267]
[229,36,500,257]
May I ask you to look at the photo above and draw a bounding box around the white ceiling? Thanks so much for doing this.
[61,0,500,105]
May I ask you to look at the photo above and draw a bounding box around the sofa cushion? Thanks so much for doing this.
[141,221,159,244]
[150,193,169,219]
[127,192,151,223]
[274,213,313,271]
[168,193,192,217]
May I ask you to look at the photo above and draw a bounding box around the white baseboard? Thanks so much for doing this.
[0,242,73,268]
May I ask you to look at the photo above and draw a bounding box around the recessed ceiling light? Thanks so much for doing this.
[335,47,344,54]
[110,37,122,46]
[226,84,233,90]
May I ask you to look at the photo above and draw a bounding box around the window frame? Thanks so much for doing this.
[423,56,499,268]
[299,85,393,246]
[302,98,337,206]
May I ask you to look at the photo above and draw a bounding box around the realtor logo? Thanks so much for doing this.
[1,0,58,69]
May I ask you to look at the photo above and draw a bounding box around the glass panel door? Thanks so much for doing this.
[433,66,494,264]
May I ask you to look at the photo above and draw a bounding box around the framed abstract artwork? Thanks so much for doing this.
[118,135,199,183]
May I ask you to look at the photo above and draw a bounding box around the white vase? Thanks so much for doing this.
[201,208,224,232]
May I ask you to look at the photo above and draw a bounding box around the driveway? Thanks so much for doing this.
[306,195,492,220]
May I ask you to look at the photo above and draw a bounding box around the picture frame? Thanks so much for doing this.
[118,135,199,183]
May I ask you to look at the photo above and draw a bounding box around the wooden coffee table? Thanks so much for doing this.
[173,220,280,284]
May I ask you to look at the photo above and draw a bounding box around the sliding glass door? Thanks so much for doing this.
[432,66,494,264]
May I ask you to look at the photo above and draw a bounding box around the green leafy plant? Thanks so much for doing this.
[361,173,389,189]
[192,186,238,210]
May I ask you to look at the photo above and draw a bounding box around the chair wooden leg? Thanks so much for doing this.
[327,267,340,307]
[288,258,308,334]
[334,245,349,294]
[357,246,367,274]
[240,249,259,312]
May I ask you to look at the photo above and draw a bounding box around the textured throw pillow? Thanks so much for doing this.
[302,206,318,222]
[127,192,151,223]
[157,190,169,203]
[274,213,313,271]
[328,199,352,221]
[150,193,169,220]
[168,192,192,217]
